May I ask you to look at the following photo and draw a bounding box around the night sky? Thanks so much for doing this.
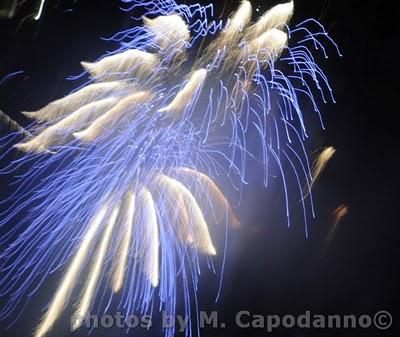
[0,1,398,336]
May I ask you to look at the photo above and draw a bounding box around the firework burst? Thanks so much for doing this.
[0,1,340,336]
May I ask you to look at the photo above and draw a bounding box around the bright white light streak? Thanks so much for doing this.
[23,81,123,122]
[15,97,118,153]
[312,146,336,184]
[143,14,190,50]
[72,205,120,331]
[177,167,240,228]
[74,91,151,142]
[159,69,207,118]
[112,193,136,293]
[35,203,109,337]
[81,49,158,81]
[158,175,217,256]
[140,188,159,287]
[252,0,294,36]
[34,0,46,21]
[226,0,252,33]
[249,28,288,61]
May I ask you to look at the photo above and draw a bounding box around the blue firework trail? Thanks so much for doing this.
[0,1,340,336]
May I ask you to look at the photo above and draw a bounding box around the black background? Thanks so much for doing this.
[0,0,398,336]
